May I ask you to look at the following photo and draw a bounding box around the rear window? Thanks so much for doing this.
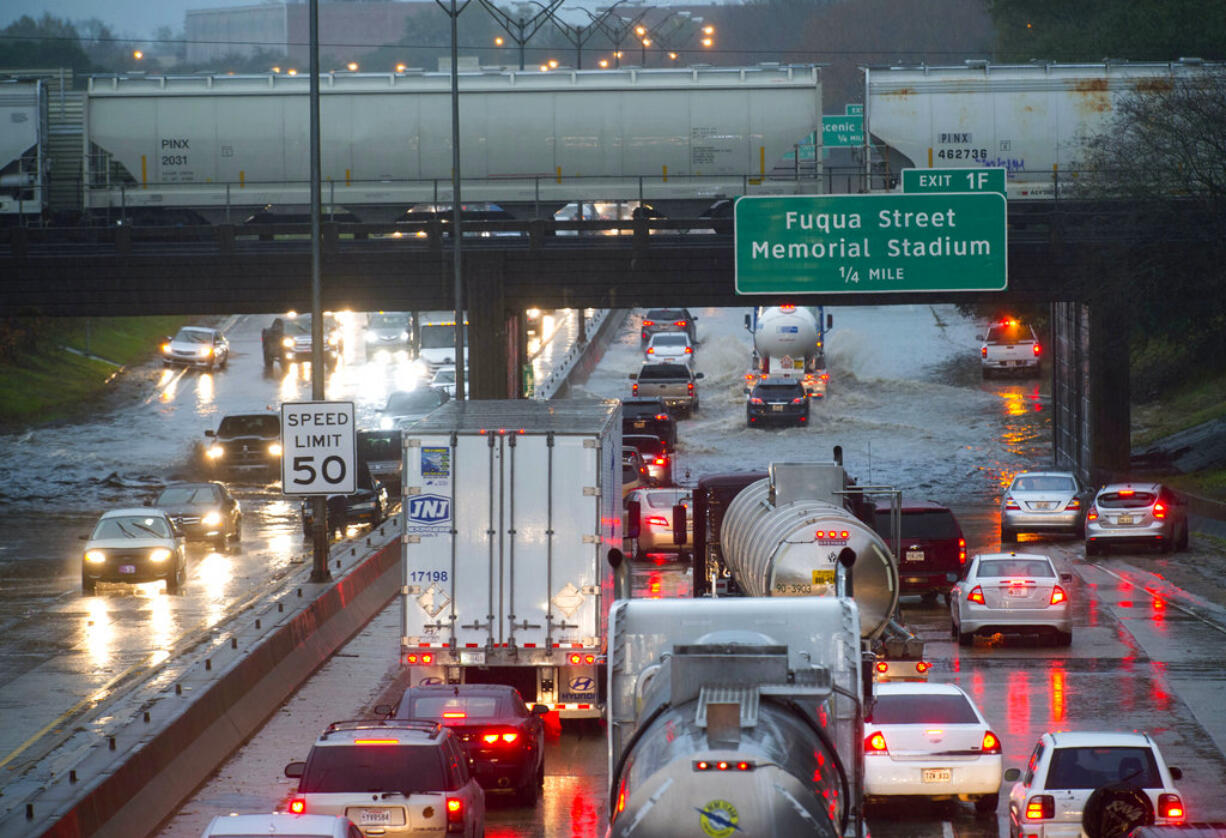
[358,431,400,462]
[876,509,961,540]
[754,385,804,399]
[977,559,1055,579]
[650,334,689,347]
[638,364,690,380]
[1098,491,1157,508]
[645,492,689,509]
[301,744,448,793]
[869,693,980,725]
[1012,475,1076,493]
[217,415,278,437]
[646,309,687,322]
[985,323,1033,343]
[1046,746,1162,789]
[625,437,666,455]
[157,485,221,505]
[405,695,500,720]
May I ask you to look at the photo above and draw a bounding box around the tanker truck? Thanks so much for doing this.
[690,460,929,681]
[745,304,831,398]
[606,596,868,838]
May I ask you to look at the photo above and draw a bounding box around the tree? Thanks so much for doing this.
[0,14,94,75]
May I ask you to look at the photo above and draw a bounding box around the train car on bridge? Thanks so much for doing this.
[0,77,49,224]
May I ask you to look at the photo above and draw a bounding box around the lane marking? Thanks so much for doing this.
[1086,562,1226,637]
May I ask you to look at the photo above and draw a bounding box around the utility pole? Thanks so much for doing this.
[477,0,563,70]
[307,0,329,582]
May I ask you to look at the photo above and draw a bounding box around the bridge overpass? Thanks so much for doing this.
[1,200,1168,482]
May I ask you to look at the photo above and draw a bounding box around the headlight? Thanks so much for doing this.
[149,548,172,563]
[207,445,224,459]
[268,442,282,456]
[400,331,409,341]
[202,511,222,527]
[526,308,541,319]
[328,334,341,345]
[282,337,294,348]
[161,343,171,354]
[85,549,107,564]
[199,346,213,357]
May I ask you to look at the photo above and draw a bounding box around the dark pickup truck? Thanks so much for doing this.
[629,362,703,418]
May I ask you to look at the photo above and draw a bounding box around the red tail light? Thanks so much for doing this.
[968,585,985,605]
[981,346,988,358]
[981,730,1001,754]
[875,661,889,673]
[646,515,669,527]
[446,797,464,832]
[481,731,519,744]
[1159,793,1184,821]
[915,661,932,674]
[1153,501,1167,519]
[1025,795,1054,820]
[442,711,467,719]
[289,799,306,814]
[569,653,582,664]
[685,346,693,354]
[1033,343,1041,356]
[750,397,764,404]
[791,397,805,404]
[654,413,669,420]
[1087,506,1098,522]
[1050,585,1067,605]
[632,383,638,395]
[958,537,967,564]
[1005,496,1020,510]
[674,320,687,327]
[865,732,888,753]
[780,304,796,312]
[642,320,655,327]
[1067,497,1080,510]
[653,457,667,466]
[687,382,694,392]
[646,347,654,354]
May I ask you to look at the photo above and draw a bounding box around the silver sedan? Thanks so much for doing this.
[1085,482,1190,555]
[1000,470,1089,542]
[950,552,1072,646]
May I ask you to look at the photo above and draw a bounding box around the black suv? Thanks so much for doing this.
[620,397,678,450]
[203,413,281,477]
[640,308,697,346]
[873,500,966,603]
[746,379,809,428]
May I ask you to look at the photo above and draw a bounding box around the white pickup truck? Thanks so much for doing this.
[981,318,1040,378]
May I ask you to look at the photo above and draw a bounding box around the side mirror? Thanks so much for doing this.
[1169,766,1182,780]
[1003,767,1021,782]
[695,372,705,379]
[284,761,305,779]
[626,500,641,539]
[672,503,687,546]
[628,373,638,380]
[204,429,215,437]
[531,704,550,716]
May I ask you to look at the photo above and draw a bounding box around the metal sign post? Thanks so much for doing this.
[307,0,329,581]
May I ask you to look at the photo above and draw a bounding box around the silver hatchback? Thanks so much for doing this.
[1085,482,1190,555]
[1001,471,1090,543]
[950,552,1073,646]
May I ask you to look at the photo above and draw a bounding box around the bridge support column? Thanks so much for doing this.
[467,261,526,400]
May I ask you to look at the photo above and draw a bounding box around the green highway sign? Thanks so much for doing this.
[845,103,863,115]
[902,167,1007,195]
[734,194,1007,295]
[822,114,863,147]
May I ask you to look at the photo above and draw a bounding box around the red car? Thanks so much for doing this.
[378,684,548,805]
[873,500,967,604]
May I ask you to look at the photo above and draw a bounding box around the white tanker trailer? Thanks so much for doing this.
[745,304,831,397]
[82,65,821,216]
[607,597,867,838]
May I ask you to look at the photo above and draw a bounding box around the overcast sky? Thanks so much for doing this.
[3,0,253,38]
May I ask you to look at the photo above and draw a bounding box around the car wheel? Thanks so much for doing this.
[975,793,1000,816]
[950,619,959,640]
[1001,526,1017,544]
[166,561,185,595]
[958,630,974,647]
[921,591,938,606]
[1054,630,1073,647]
[1161,534,1175,554]
[1178,523,1190,551]
[232,517,242,544]
[1085,541,1099,557]
[981,367,992,380]
[82,572,96,595]
[219,352,228,369]
[516,773,540,806]
[213,534,227,551]
[536,756,545,787]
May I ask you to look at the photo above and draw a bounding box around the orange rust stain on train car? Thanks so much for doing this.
[1073,77,1111,113]
[1133,77,1174,93]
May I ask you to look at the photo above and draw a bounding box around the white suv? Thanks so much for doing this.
[1006,730,1185,838]
[284,720,484,837]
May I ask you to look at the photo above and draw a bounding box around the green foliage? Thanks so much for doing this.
[0,14,95,74]
[986,0,1226,62]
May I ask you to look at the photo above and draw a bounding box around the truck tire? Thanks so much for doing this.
[166,561,184,595]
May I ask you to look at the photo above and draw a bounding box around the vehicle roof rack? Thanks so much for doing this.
[322,719,442,740]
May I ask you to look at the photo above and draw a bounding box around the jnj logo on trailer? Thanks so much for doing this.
[406,494,451,533]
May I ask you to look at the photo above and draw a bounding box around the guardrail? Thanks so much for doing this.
[532,309,615,401]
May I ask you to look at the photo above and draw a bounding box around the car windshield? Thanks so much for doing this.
[282,319,311,336]
[385,390,442,413]
[299,745,447,793]
[93,515,172,539]
[651,334,689,347]
[358,431,400,461]
[1013,475,1076,493]
[622,401,668,418]
[420,324,467,349]
[217,415,279,437]
[406,695,501,720]
[433,369,456,384]
[977,559,1055,578]
[625,437,665,455]
[1047,746,1162,789]
[637,364,689,380]
[369,314,407,329]
[1098,491,1157,508]
[645,492,689,509]
[869,693,980,725]
[175,329,212,344]
[156,485,221,506]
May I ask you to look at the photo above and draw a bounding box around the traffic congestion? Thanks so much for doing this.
[2,306,1225,838]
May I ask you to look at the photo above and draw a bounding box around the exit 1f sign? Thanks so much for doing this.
[902,167,1006,195]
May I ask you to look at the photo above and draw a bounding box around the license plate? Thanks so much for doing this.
[119,565,136,574]
[633,420,647,429]
[1008,586,1028,597]
[922,768,952,783]
[358,809,392,826]
[1034,501,1054,510]
[905,550,924,562]
[1117,514,1135,525]
[460,650,485,665]
[772,404,784,412]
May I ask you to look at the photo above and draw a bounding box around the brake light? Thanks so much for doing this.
[570,653,582,664]
[289,799,306,814]
[865,732,888,753]
[674,320,687,327]
[687,381,694,392]
[981,731,1001,754]
[355,738,399,744]
[653,457,667,466]
[481,731,519,744]
[1033,343,1041,356]
[968,585,985,605]
[446,797,464,832]
[685,346,693,354]
[1005,496,1020,510]
[1067,497,1080,510]
[1158,793,1184,821]
[1119,489,1135,496]
[791,397,805,404]
[1087,506,1098,522]
[632,383,638,395]
[1153,501,1167,519]
[643,320,655,327]
[780,304,796,313]
[442,711,467,719]
[646,347,654,354]
[750,397,764,404]
[646,515,669,527]
[958,537,967,564]
[875,661,889,673]
[1025,795,1054,820]
[1050,585,1067,605]
[981,346,988,358]
[654,413,669,420]
[915,661,932,674]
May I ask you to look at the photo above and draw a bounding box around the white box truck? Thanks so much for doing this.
[399,399,621,719]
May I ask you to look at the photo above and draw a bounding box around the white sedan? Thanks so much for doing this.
[864,681,1003,816]
[950,552,1073,647]
[643,332,694,367]
[161,326,229,370]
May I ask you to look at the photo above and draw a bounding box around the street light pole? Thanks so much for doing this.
[307,0,329,582]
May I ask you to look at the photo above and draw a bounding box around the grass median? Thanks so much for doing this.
[0,316,190,428]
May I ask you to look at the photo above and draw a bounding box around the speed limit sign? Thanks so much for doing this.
[280,401,357,495]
